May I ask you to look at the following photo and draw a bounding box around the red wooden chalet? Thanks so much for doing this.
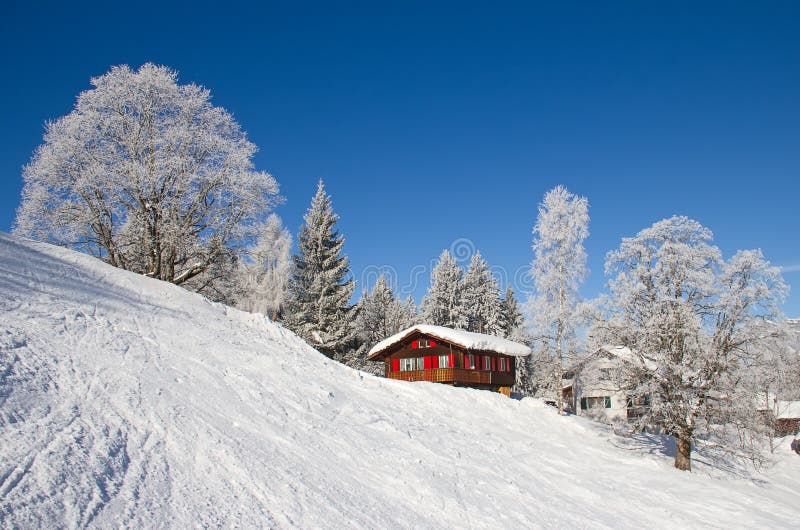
[368,325,531,395]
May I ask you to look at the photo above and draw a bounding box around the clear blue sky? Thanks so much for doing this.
[1,1,798,316]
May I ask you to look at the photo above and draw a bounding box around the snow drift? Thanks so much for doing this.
[1,233,798,528]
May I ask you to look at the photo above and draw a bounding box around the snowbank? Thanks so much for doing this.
[1,233,799,528]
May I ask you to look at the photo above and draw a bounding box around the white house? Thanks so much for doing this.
[564,345,653,423]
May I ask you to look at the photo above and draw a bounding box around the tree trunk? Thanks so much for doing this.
[675,434,692,471]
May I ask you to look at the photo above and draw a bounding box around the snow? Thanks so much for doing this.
[368,324,532,359]
[2,232,800,528]
[775,401,800,419]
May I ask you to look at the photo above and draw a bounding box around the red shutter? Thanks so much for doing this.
[432,355,439,368]
[449,353,455,367]
[491,356,496,371]
[507,357,512,372]
[411,340,418,349]
[476,355,482,370]
[392,359,399,372]
[430,340,436,347]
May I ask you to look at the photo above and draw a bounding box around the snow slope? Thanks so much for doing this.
[1,233,799,528]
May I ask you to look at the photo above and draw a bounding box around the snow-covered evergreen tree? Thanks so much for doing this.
[285,181,355,358]
[528,186,589,414]
[14,64,281,300]
[345,276,418,373]
[499,287,524,340]
[461,252,502,335]
[603,217,788,471]
[422,250,466,329]
[235,214,292,320]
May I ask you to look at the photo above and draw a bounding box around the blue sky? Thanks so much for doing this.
[1,1,798,316]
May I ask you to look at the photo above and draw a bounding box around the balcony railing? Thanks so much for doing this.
[387,368,513,386]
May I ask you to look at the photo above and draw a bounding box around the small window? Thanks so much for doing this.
[583,396,612,409]
[415,338,433,349]
[483,356,492,371]
[438,354,449,368]
[498,357,507,371]
[466,354,475,369]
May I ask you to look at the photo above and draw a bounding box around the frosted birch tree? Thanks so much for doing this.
[422,250,466,328]
[461,252,502,335]
[14,64,281,299]
[235,214,292,320]
[604,217,788,471]
[285,180,355,357]
[529,186,589,414]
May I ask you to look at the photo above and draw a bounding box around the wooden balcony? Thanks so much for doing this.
[387,368,514,387]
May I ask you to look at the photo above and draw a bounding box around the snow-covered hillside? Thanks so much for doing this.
[1,233,799,528]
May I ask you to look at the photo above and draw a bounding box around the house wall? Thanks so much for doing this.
[572,356,629,423]
[378,333,518,389]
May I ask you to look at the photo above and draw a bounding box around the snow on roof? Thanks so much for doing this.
[368,324,531,359]
[775,401,800,419]
[567,345,657,374]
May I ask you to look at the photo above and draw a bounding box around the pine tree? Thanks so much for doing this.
[499,287,524,339]
[529,185,590,415]
[461,252,502,335]
[285,180,355,358]
[346,276,418,373]
[421,250,466,328]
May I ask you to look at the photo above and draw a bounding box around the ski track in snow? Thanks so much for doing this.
[1,232,799,528]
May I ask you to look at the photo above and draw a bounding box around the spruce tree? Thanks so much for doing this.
[286,180,355,358]
[421,250,466,328]
[461,251,502,335]
[346,276,417,372]
[499,287,524,339]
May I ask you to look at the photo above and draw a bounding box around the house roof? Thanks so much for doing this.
[565,344,656,376]
[367,324,532,360]
[775,401,800,419]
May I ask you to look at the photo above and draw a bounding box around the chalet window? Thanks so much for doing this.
[581,396,612,410]
[412,338,437,349]
[483,356,492,371]
[438,354,449,368]
[466,354,476,369]
[599,368,617,380]
[498,357,507,371]
[400,357,425,371]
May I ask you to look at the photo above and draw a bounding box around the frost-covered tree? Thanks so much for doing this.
[285,180,355,357]
[603,217,788,471]
[346,276,418,372]
[528,186,589,414]
[499,287,525,340]
[14,64,280,299]
[235,214,292,320]
[461,252,502,335]
[422,250,466,328]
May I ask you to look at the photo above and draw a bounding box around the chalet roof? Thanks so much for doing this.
[367,324,532,360]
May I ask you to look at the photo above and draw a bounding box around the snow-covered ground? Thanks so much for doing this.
[1,233,799,528]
